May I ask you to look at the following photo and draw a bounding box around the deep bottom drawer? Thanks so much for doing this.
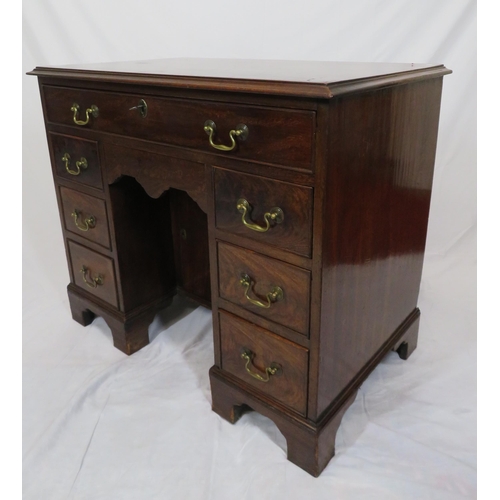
[68,241,118,308]
[219,311,308,415]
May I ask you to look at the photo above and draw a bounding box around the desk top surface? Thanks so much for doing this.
[29,58,451,98]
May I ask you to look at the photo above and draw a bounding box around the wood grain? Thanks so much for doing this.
[209,365,356,477]
[217,242,311,335]
[314,78,444,418]
[67,284,174,355]
[214,167,313,257]
[48,132,103,190]
[104,143,208,213]
[67,240,118,307]
[30,59,451,476]
[42,85,315,170]
[219,312,309,415]
[30,59,451,99]
[60,186,111,248]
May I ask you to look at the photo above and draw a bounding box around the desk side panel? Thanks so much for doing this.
[316,78,445,418]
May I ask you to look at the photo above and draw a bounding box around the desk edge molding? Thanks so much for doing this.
[27,65,451,99]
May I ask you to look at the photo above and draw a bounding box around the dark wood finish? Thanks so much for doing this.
[42,85,315,170]
[60,186,111,248]
[214,168,314,257]
[104,143,208,213]
[30,59,450,476]
[210,305,420,476]
[306,101,331,420]
[219,312,308,415]
[393,310,420,360]
[48,132,103,190]
[314,78,444,419]
[169,189,211,305]
[206,164,223,367]
[107,176,177,312]
[315,308,421,423]
[218,298,310,349]
[217,242,311,335]
[47,119,316,183]
[67,284,174,355]
[210,365,356,477]
[29,59,450,98]
[67,240,118,307]
[214,227,313,271]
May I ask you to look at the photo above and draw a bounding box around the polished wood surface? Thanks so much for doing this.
[104,143,208,213]
[219,312,308,415]
[31,59,450,476]
[43,85,315,170]
[67,240,118,307]
[67,284,172,356]
[29,58,451,98]
[210,365,356,477]
[60,186,110,248]
[217,242,311,335]
[48,132,102,189]
[214,167,314,257]
[314,78,444,418]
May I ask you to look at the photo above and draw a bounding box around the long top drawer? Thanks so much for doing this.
[42,85,315,171]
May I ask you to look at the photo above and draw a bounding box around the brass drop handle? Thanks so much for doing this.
[80,265,103,288]
[237,198,284,233]
[71,209,96,232]
[241,348,281,383]
[204,120,249,152]
[239,273,283,309]
[62,153,88,176]
[71,103,99,126]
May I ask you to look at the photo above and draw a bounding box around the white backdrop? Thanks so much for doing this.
[23,1,476,498]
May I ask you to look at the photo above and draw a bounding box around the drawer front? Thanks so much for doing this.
[218,242,311,335]
[49,133,102,189]
[68,241,118,307]
[43,86,315,170]
[60,186,111,248]
[214,168,313,257]
[220,312,308,415]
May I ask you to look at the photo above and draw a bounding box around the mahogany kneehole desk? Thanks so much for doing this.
[29,59,451,477]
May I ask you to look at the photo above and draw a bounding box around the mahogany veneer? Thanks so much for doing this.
[29,58,450,476]
[60,186,110,248]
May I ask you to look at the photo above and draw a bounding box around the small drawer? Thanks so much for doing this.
[218,242,311,335]
[220,312,308,415]
[42,85,315,170]
[60,186,110,248]
[214,168,313,258]
[49,132,102,189]
[68,241,118,307]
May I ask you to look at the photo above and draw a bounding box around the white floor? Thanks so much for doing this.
[22,225,476,499]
